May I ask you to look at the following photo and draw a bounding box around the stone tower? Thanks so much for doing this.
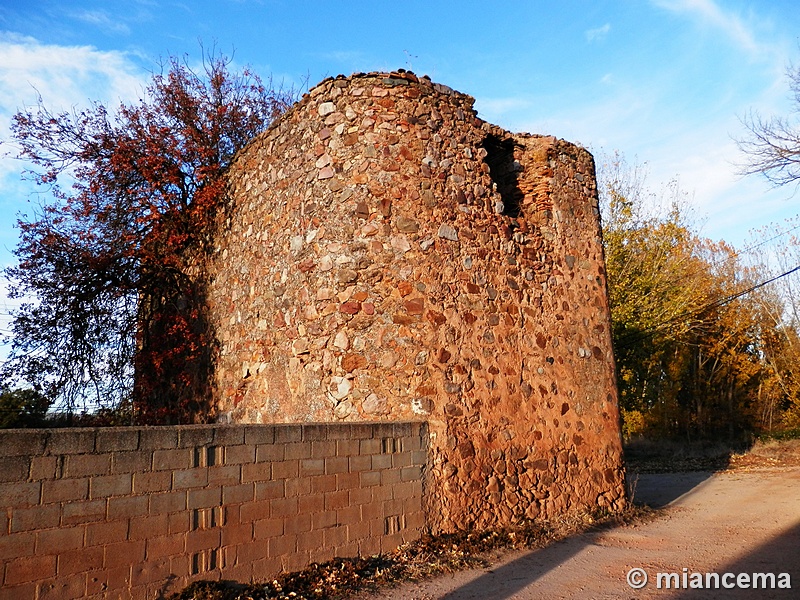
[205,71,626,532]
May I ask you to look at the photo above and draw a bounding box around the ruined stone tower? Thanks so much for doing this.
[206,71,626,532]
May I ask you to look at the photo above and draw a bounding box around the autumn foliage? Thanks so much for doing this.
[5,53,295,422]
[600,154,800,441]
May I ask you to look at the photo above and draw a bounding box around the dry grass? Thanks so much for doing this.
[168,506,654,600]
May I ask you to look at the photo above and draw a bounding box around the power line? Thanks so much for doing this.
[616,262,800,349]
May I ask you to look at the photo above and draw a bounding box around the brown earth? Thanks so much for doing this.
[357,444,800,599]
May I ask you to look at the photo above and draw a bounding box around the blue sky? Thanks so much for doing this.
[1,0,800,336]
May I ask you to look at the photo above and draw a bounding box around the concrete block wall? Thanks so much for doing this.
[0,422,426,600]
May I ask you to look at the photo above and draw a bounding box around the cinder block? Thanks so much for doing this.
[335,472,359,491]
[60,497,109,525]
[172,468,209,490]
[380,468,401,486]
[401,465,423,481]
[254,480,284,501]
[299,458,325,477]
[63,454,111,478]
[207,464,241,486]
[308,544,335,564]
[311,509,337,531]
[270,496,298,518]
[347,423,376,440]
[392,452,413,468]
[128,514,169,540]
[130,556,171,586]
[274,425,302,444]
[112,451,151,474]
[347,455,372,472]
[333,542,358,559]
[298,493,325,515]
[0,582,38,600]
[0,456,31,483]
[223,444,255,465]
[211,425,245,446]
[45,430,96,455]
[145,534,186,560]
[371,454,392,470]
[310,440,337,458]
[251,556,282,581]
[43,478,90,505]
[85,564,130,596]
[270,460,299,480]
[0,430,46,456]
[253,517,283,539]
[0,481,41,507]
[176,426,214,448]
[283,513,311,535]
[36,526,85,554]
[300,424,328,441]
[358,536,381,558]
[36,576,85,600]
[336,439,361,456]
[239,501,271,523]
[346,519,370,542]
[284,443,311,460]
[106,495,148,520]
[220,522,252,547]
[222,483,254,505]
[132,470,172,493]
[283,549,310,573]
[95,429,139,452]
[11,504,60,532]
[57,546,104,576]
[241,462,271,483]
[359,471,381,488]
[380,531,404,554]
[336,505,361,527]
[90,473,133,499]
[138,428,178,450]
[325,456,348,475]
[359,438,381,455]
[187,487,222,510]
[0,532,35,560]
[324,490,348,511]
[255,443,283,462]
[267,533,295,558]
[348,486,372,506]
[169,512,191,535]
[3,554,57,585]
[285,477,310,498]
[243,425,276,445]
[185,529,220,553]
[28,456,57,480]
[310,474,336,494]
[85,520,128,547]
[149,490,187,515]
[152,448,192,471]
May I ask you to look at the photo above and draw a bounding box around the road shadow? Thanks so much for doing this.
[670,522,800,599]
[628,471,715,508]
[437,470,716,600]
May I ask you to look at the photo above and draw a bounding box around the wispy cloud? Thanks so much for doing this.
[72,9,131,36]
[650,0,761,56]
[0,33,146,187]
[586,23,611,43]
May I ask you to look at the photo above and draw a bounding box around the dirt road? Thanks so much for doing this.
[360,467,800,599]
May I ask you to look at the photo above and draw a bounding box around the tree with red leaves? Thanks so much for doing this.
[4,53,295,423]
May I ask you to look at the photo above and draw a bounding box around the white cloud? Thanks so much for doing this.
[586,23,611,43]
[0,33,147,181]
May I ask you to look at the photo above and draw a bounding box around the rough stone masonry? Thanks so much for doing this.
[205,70,626,533]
